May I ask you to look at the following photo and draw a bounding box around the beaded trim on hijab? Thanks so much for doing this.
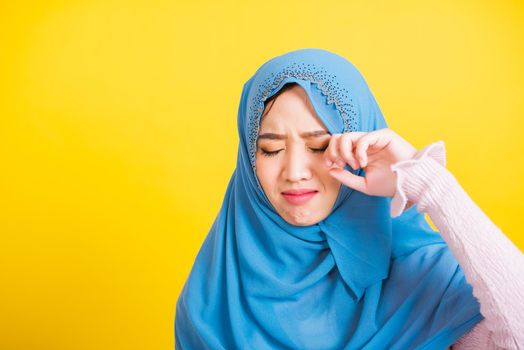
[248,61,359,179]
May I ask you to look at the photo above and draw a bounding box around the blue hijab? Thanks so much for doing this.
[175,48,484,349]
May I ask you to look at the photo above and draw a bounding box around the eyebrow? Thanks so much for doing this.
[257,130,330,141]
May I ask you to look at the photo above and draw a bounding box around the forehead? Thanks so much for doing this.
[260,86,327,131]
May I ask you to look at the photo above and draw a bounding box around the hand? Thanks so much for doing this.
[324,128,418,197]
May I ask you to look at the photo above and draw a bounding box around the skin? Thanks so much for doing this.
[256,85,341,226]
[256,84,419,226]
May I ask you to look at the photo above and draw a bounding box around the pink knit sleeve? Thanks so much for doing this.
[389,140,524,349]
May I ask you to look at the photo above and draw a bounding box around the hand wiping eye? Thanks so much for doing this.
[324,128,417,197]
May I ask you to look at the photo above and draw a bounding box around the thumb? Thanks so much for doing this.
[329,168,368,194]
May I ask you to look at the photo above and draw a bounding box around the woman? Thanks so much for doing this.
[175,48,524,349]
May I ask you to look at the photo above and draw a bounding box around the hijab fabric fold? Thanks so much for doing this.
[175,48,483,349]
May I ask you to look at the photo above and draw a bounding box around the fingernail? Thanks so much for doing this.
[336,160,345,167]
[325,159,333,167]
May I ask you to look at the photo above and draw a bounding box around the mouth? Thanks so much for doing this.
[281,189,318,205]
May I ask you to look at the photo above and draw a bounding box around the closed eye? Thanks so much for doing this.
[260,146,327,157]
[260,149,282,157]
[310,146,327,153]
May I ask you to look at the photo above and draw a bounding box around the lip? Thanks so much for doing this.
[281,189,318,205]
[282,188,318,195]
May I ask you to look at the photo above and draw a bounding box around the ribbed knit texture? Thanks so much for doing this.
[390,141,524,349]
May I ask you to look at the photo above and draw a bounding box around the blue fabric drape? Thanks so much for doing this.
[175,48,483,349]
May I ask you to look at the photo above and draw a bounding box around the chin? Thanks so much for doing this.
[282,209,322,227]
[289,220,317,227]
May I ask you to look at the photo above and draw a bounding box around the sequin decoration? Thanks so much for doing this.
[248,61,359,185]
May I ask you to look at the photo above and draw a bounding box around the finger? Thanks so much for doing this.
[328,131,366,168]
[354,132,381,168]
[339,133,360,170]
[325,134,342,167]
[328,168,368,194]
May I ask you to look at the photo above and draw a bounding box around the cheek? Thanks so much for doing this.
[256,158,279,192]
[316,165,341,194]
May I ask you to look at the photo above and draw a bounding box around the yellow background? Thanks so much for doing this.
[1,0,523,349]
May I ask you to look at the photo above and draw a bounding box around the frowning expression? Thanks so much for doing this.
[255,83,341,226]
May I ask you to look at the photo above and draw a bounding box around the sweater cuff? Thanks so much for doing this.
[389,140,448,218]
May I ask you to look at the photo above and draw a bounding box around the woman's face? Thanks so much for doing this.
[256,85,341,226]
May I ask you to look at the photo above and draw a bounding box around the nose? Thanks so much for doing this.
[283,145,313,182]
